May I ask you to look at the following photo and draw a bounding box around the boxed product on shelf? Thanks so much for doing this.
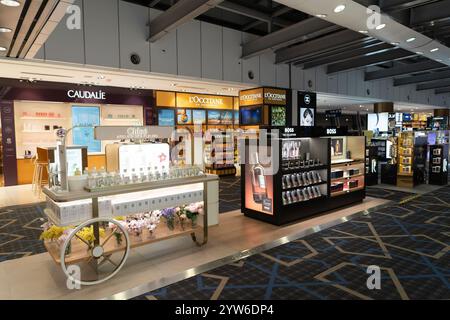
[331,170,344,179]
[46,197,112,225]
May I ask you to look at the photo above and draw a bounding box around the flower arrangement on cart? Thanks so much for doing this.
[40,201,204,254]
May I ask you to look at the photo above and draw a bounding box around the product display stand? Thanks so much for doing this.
[365,146,379,186]
[43,174,218,286]
[241,128,366,225]
[429,144,449,185]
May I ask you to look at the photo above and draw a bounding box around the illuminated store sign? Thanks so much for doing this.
[67,89,106,100]
[239,88,287,106]
[176,93,233,109]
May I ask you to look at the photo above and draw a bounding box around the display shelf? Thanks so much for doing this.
[282,164,327,173]
[20,117,68,120]
[331,159,365,167]
[283,195,327,206]
[331,186,365,197]
[331,173,365,182]
[282,181,326,191]
[44,224,201,265]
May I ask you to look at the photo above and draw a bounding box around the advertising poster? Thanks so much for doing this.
[234,110,239,125]
[158,109,175,126]
[208,110,233,125]
[331,138,344,157]
[244,147,274,215]
[271,106,286,126]
[177,109,193,125]
[72,106,101,153]
[192,109,206,125]
[298,91,317,127]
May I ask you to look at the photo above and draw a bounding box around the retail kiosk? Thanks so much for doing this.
[241,127,366,225]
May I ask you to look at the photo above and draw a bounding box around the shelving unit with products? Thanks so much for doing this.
[330,136,366,198]
[204,130,236,176]
[241,129,366,225]
[428,144,449,185]
[396,131,427,188]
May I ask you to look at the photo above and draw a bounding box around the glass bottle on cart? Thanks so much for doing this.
[251,152,268,203]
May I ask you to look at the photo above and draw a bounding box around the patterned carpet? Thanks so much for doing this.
[366,187,416,202]
[219,176,241,214]
[0,203,47,263]
[133,185,450,300]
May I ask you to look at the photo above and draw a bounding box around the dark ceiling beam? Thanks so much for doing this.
[242,17,338,58]
[379,0,432,12]
[276,30,367,64]
[417,78,450,91]
[242,5,292,32]
[410,0,450,26]
[435,86,450,94]
[394,68,450,86]
[302,42,393,69]
[149,0,162,7]
[217,1,291,28]
[293,39,381,66]
[327,49,416,74]
[365,60,446,80]
[148,0,223,42]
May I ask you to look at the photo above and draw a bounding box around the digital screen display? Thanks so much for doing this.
[403,113,412,122]
[192,109,206,125]
[158,109,175,126]
[177,109,193,125]
[240,107,262,125]
[208,110,233,125]
[234,110,239,125]
[72,106,101,153]
[271,106,286,126]
[367,113,389,132]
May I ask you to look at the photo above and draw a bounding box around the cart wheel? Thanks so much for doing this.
[60,217,130,286]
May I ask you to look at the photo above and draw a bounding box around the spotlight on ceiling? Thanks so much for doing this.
[316,14,327,18]
[0,46,7,52]
[334,5,346,13]
[375,23,386,30]
[0,0,21,7]
[0,27,12,33]
[406,37,416,43]
[359,30,368,34]
[430,47,439,52]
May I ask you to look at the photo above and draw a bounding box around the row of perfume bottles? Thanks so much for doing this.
[85,166,203,189]
[282,171,323,190]
[282,141,301,160]
[282,158,322,171]
[282,186,323,205]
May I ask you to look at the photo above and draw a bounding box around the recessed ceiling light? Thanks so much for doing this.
[359,30,368,34]
[97,75,105,80]
[406,37,416,43]
[437,59,443,62]
[430,47,439,52]
[334,5,346,13]
[375,23,386,30]
[391,42,400,46]
[0,46,7,52]
[416,51,423,55]
[316,14,327,18]
[171,83,177,87]
[0,0,21,6]
[0,27,12,33]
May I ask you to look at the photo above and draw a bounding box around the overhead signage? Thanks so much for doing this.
[67,89,106,100]
[239,88,264,106]
[176,93,233,110]
[239,88,287,106]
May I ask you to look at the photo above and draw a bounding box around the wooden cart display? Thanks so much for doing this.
[42,174,218,286]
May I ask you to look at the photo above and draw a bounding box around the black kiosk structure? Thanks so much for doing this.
[241,127,366,225]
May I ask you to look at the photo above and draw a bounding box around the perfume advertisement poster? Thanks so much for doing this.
[331,138,344,157]
[300,108,314,127]
[244,147,274,215]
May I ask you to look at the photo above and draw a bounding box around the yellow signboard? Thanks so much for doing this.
[176,93,234,110]
[239,87,287,106]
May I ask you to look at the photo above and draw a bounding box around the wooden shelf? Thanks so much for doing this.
[331,173,364,182]
[331,186,365,197]
[44,224,201,265]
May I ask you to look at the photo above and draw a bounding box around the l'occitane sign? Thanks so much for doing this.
[176,93,234,109]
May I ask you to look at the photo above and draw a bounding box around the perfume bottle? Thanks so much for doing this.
[251,152,268,204]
